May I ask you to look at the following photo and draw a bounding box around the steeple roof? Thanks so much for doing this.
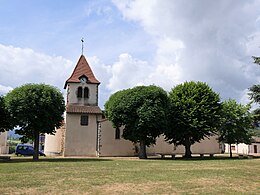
[64,55,100,89]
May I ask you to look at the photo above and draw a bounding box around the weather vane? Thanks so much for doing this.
[81,38,84,55]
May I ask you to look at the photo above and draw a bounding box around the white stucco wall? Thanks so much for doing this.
[225,142,260,154]
[44,127,64,156]
[67,83,98,105]
[249,143,260,153]
[99,120,136,157]
[99,120,221,156]
[64,113,102,156]
[148,135,221,155]
[0,131,9,154]
[224,143,249,154]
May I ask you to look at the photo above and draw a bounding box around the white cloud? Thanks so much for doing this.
[239,89,251,105]
[107,53,151,92]
[87,56,113,107]
[1,0,260,107]
[112,0,260,102]
[0,84,13,95]
[97,37,185,94]
[0,44,73,91]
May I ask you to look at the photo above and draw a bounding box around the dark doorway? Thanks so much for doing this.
[254,145,257,153]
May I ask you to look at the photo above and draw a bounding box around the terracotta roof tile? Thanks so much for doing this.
[66,104,102,114]
[64,55,100,88]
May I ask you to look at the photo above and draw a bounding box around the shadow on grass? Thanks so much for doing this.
[147,155,260,161]
[2,155,259,163]
[1,157,113,164]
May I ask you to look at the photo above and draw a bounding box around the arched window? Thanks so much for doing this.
[84,87,89,98]
[77,87,83,98]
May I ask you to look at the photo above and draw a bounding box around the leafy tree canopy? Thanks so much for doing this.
[252,56,260,65]
[5,83,65,160]
[249,56,260,130]
[165,81,221,158]
[105,85,169,159]
[218,99,253,157]
[248,84,260,104]
[249,56,260,104]
[251,108,260,128]
[250,128,260,137]
[0,96,12,132]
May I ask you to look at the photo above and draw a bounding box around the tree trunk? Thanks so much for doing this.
[184,137,192,158]
[139,140,147,159]
[33,130,40,161]
[229,143,232,158]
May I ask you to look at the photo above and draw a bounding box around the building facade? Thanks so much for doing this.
[0,131,9,154]
[64,55,102,156]
[44,54,221,157]
[224,137,260,155]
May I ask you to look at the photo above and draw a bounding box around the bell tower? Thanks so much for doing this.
[63,54,102,156]
[64,55,100,106]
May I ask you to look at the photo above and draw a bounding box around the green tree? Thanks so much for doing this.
[5,84,65,160]
[249,56,260,107]
[0,96,12,132]
[249,84,260,104]
[105,85,169,159]
[251,108,260,129]
[249,56,260,104]
[249,56,260,130]
[218,99,253,158]
[252,56,260,65]
[165,81,221,158]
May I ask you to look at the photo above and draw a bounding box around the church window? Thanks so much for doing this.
[84,87,89,98]
[115,127,120,139]
[81,115,88,126]
[77,87,83,98]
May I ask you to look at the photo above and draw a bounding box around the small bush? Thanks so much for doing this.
[8,139,20,154]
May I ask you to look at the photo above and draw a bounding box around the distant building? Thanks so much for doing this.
[225,137,260,155]
[44,54,221,157]
[0,131,9,154]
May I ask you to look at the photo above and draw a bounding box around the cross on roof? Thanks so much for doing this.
[81,38,84,55]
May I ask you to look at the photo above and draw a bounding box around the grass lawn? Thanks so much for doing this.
[0,156,259,194]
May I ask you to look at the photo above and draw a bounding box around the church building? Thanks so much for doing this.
[44,54,221,157]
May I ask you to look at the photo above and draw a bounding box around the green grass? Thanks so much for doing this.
[0,156,260,194]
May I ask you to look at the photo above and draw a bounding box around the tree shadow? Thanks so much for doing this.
[147,155,259,161]
[1,155,258,163]
[1,157,113,164]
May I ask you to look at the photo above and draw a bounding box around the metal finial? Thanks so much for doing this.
[81,38,84,55]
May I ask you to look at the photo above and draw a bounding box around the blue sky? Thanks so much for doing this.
[0,0,260,108]
[0,0,149,60]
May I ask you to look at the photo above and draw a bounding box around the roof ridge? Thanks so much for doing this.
[64,55,100,88]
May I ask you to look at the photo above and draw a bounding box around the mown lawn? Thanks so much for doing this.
[0,156,259,194]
